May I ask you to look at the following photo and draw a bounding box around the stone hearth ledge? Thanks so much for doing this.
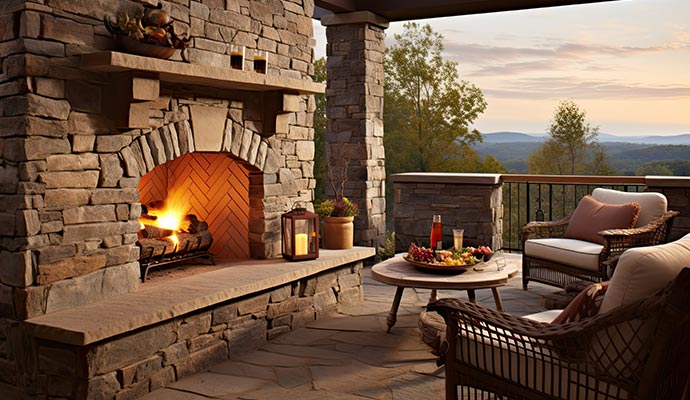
[24,248,374,346]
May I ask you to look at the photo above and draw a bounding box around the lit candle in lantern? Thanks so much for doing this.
[294,233,308,256]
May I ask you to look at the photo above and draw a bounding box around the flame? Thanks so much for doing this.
[167,233,179,247]
[139,188,190,234]
[151,209,184,231]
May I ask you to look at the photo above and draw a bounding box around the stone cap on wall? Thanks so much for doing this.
[321,10,390,28]
[645,176,690,188]
[392,172,502,185]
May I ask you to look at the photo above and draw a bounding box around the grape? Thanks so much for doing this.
[407,243,435,263]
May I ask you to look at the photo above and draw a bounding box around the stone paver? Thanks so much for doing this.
[167,372,268,398]
[141,254,557,400]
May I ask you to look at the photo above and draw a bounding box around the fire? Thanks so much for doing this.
[167,233,179,246]
[151,209,185,231]
[139,188,190,246]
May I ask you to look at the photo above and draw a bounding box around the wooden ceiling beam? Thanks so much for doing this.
[315,0,620,21]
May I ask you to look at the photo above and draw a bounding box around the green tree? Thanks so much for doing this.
[636,163,674,176]
[587,145,616,175]
[384,22,488,173]
[478,154,509,173]
[528,100,611,175]
[312,57,327,203]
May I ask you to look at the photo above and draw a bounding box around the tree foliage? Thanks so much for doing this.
[384,23,489,173]
[312,57,327,203]
[636,163,674,176]
[528,100,611,175]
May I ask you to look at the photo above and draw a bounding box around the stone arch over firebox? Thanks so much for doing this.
[115,112,285,259]
[116,118,279,178]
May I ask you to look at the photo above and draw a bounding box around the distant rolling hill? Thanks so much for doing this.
[481,131,690,145]
[474,132,690,173]
[481,132,545,143]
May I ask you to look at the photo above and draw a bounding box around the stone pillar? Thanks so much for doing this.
[392,173,503,253]
[322,11,388,248]
[645,176,690,241]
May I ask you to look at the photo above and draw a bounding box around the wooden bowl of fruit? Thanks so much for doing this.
[404,244,484,274]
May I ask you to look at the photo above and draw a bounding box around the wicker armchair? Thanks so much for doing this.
[431,234,690,399]
[429,267,690,400]
[522,188,677,290]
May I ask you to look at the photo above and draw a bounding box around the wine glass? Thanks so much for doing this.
[493,251,506,271]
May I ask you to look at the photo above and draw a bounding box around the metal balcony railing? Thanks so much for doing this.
[502,175,646,252]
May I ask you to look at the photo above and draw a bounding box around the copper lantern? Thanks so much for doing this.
[281,207,319,261]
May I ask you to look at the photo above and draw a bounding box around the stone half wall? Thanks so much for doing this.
[393,173,503,253]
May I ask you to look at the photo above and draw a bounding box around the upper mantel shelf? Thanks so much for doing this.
[81,51,325,95]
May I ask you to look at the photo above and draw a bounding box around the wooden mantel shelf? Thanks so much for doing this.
[81,51,325,95]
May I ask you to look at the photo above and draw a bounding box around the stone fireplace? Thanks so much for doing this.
[0,1,374,398]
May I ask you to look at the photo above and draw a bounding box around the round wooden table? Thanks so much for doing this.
[371,253,519,332]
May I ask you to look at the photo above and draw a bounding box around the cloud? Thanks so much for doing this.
[674,31,690,42]
[443,40,690,76]
[443,42,551,63]
[482,77,690,100]
[469,60,569,76]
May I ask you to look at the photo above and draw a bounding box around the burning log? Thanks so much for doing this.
[182,214,208,234]
[136,199,215,281]
[138,230,213,258]
[138,224,173,239]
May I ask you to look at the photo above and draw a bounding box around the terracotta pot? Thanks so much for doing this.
[321,216,354,249]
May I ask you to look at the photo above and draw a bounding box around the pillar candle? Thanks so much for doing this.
[294,233,308,256]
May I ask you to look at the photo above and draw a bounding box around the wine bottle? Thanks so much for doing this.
[430,214,443,250]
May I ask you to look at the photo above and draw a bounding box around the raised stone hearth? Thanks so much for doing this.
[22,248,372,400]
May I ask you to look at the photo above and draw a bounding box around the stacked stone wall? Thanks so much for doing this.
[0,0,316,314]
[394,180,503,252]
[645,178,690,241]
[31,262,363,400]
[0,0,318,396]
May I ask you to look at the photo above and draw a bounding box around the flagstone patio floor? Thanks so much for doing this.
[141,254,558,400]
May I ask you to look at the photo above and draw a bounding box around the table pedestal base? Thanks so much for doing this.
[385,287,505,332]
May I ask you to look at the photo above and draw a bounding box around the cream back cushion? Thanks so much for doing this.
[591,188,667,227]
[599,233,690,314]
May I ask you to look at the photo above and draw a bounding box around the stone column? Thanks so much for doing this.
[322,11,388,248]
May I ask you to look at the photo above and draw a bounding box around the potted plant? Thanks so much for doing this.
[315,197,358,249]
[315,160,359,249]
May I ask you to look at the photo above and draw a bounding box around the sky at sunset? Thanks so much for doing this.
[313,0,690,136]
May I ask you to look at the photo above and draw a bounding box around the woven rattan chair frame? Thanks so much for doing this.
[429,268,690,400]
[522,210,678,290]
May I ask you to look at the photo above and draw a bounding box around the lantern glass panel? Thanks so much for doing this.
[294,219,309,256]
[282,217,293,255]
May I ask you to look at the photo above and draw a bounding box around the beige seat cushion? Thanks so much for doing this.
[524,238,603,272]
[524,309,561,323]
[456,326,628,399]
[592,188,667,228]
[599,233,690,314]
